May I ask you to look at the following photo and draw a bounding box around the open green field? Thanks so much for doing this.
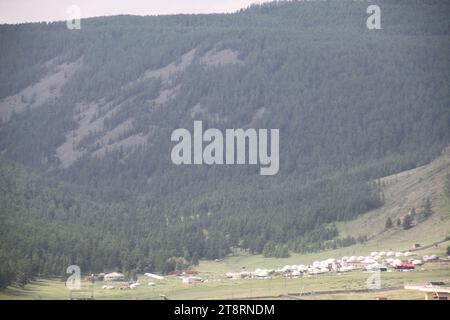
[1,239,449,300]
[0,262,449,300]
[1,236,449,300]
[195,240,450,277]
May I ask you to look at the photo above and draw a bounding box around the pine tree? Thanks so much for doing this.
[422,198,433,218]
[15,261,30,289]
[445,173,450,199]
[402,215,413,230]
[410,208,416,220]
[385,217,393,229]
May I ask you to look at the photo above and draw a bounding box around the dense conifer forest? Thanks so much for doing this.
[1,1,449,288]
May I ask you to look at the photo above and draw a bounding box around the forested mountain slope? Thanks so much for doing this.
[1,0,450,286]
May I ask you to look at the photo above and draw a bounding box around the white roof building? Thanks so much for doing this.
[182,276,202,284]
[145,273,164,280]
[104,272,125,282]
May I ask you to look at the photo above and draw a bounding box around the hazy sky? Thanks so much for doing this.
[0,0,272,24]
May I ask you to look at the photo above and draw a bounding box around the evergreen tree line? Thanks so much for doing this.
[0,1,450,288]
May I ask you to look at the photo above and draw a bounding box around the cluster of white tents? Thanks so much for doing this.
[225,269,275,279]
[369,251,414,259]
[233,250,437,279]
[341,251,422,268]
[278,258,347,275]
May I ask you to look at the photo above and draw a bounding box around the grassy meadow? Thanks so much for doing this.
[1,244,449,300]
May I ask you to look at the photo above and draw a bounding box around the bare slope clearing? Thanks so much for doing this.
[55,46,244,167]
[200,48,242,67]
[56,102,145,168]
[0,60,81,121]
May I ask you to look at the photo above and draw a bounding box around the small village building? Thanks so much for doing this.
[225,272,251,279]
[104,272,125,282]
[394,263,415,270]
[144,273,165,280]
[366,263,388,272]
[425,292,450,300]
[405,284,450,300]
[182,276,202,284]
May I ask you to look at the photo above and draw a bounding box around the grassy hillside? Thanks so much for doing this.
[337,148,450,249]
[196,150,450,272]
